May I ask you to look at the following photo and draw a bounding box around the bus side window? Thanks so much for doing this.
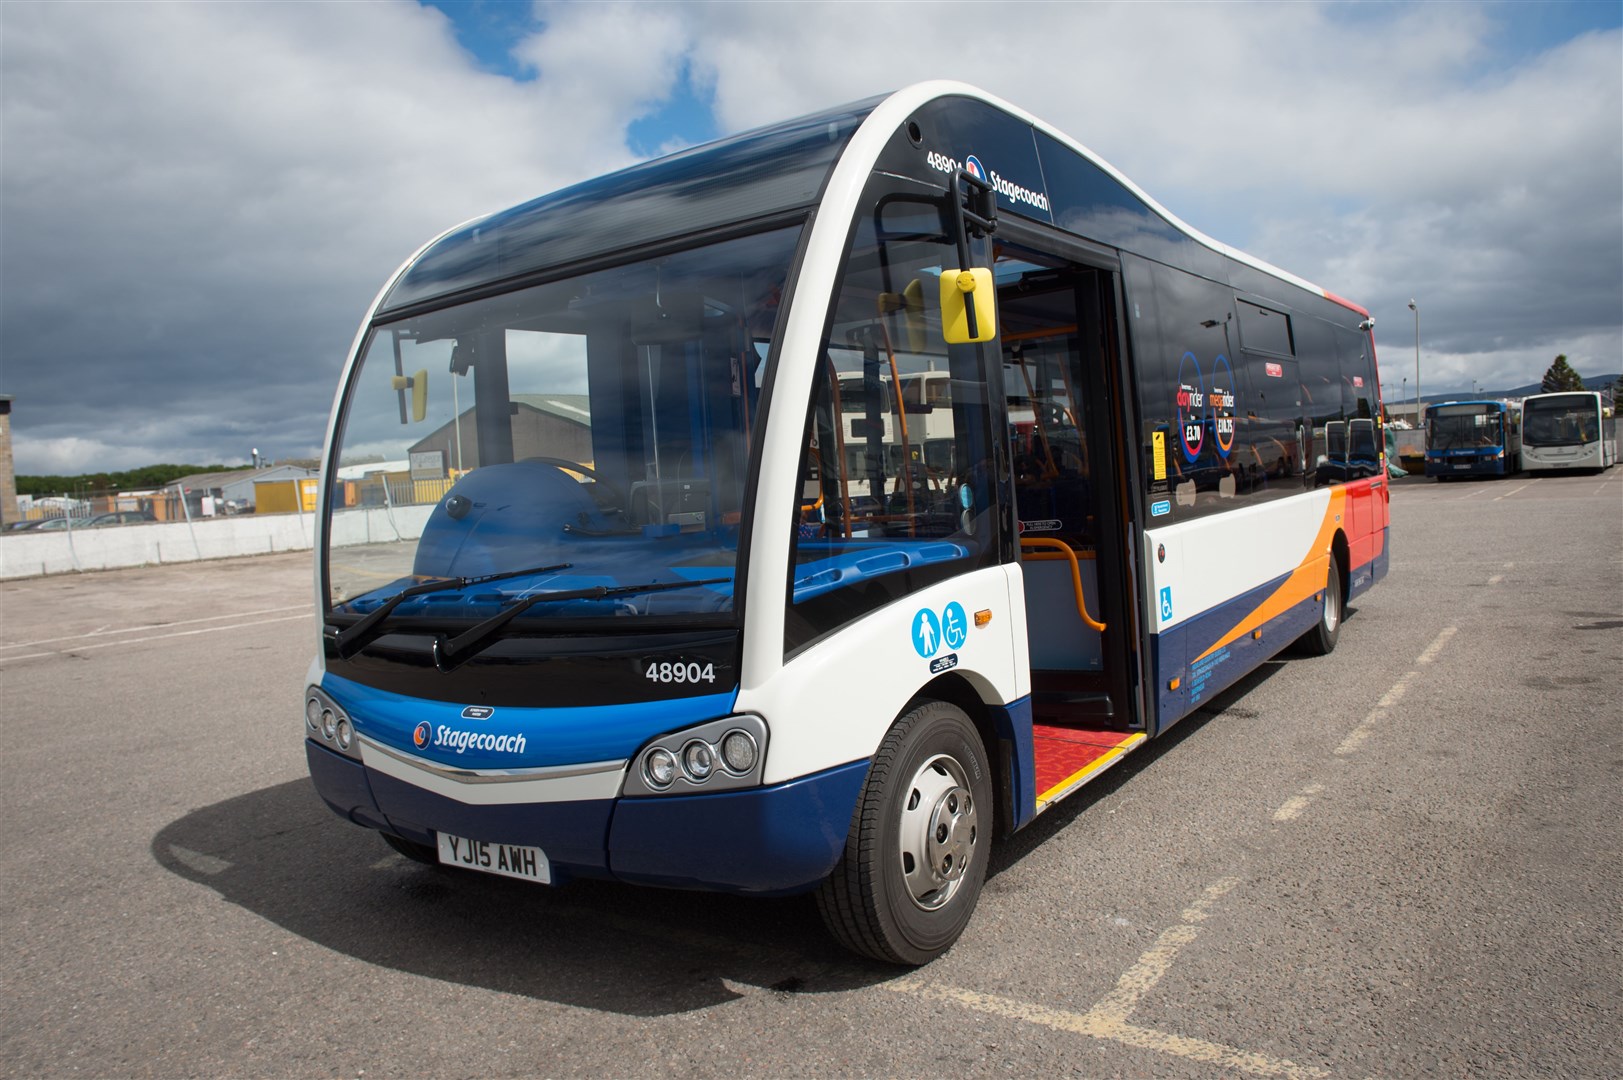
[784,179,1001,656]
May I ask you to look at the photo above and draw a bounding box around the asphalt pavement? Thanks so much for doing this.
[1,467,1619,1078]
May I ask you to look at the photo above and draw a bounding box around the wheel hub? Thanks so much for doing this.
[898,754,979,911]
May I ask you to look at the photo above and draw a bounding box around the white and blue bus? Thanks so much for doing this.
[1423,399,1521,478]
[305,83,1389,964]
[1521,391,1616,473]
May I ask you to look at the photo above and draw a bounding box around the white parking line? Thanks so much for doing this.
[0,604,312,650]
[0,613,313,664]
[890,877,1329,1079]
[1337,626,1456,755]
[1272,784,1324,822]
[1493,482,1532,501]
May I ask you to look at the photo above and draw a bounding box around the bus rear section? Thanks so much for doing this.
[1424,400,1521,478]
[304,81,1388,966]
[1522,391,1617,472]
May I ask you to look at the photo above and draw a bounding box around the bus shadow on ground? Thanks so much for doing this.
[151,656,1303,1015]
[151,780,892,1016]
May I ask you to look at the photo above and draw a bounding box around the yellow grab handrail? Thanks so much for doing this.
[1019,537,1107,632]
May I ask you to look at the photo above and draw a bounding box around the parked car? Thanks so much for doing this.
[35,517,93,530]
[4,519,46,532]
[88,511,158,527]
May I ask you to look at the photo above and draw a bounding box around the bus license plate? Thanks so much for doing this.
[1453,463,1471,470]
[436,832,551,884]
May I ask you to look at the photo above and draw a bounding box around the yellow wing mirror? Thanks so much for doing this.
[940,267,996,344]
[941,168,998,344]
[392,369,428,423]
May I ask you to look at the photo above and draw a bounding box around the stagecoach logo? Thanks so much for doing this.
[925,149,1051,213]
[413,722,529,756]
[460,706,495,720]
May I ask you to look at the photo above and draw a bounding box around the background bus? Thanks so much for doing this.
[1424,399,1521,478]
[1521,391,1617,473]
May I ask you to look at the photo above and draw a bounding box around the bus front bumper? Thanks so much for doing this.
[306,740,868,895]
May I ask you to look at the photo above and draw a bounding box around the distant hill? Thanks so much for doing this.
[1419,373,1620,405]
[1496,374,1621,399]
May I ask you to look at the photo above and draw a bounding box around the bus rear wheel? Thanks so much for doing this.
[816,700,991,965]
[1294,551,1342,656]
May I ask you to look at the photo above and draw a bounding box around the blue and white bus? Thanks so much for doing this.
[1424,399,1521,478]
[305,82,1389,964]
[1521,391,1616,473]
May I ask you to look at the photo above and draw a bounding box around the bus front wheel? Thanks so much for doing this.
[816,701,991,966]
[1294,551,1343,657]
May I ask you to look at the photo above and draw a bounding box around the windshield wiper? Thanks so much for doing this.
[432,577,731,672]
[326,563,572,660]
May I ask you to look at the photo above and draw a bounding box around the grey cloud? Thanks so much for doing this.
[2,1,1617,478]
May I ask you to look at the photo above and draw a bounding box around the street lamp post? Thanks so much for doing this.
[1408,299,1421,427]
[1402,377,1408,423]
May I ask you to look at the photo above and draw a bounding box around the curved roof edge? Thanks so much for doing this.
[879,80,1364,318]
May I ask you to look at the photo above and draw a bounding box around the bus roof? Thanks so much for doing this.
[379,82,1366,323]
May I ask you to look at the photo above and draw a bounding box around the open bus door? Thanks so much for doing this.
[993,230,1147,814]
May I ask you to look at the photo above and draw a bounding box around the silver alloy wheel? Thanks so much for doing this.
[1323,573,1342,634]
[897,753,978,911]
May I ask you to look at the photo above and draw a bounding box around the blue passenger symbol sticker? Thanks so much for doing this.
[941,602,967,650]
[912,608,943,658]
[1159,587,1174,622]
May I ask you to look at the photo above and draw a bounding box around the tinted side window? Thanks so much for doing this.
[1237,299,1294,357]
[1127,257,1242,520]
[1295,317,1342,487]
[1234,350,1302,501]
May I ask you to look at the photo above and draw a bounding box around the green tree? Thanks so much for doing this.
[1541,354,1586,393]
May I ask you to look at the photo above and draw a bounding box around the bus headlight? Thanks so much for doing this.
[682,740,715,781]
[644,747,678,789]
[625,714,768,797]
[305,686,361,762]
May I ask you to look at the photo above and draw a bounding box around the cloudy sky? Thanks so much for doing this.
[2,0,1619,474]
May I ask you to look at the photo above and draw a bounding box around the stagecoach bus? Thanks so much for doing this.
[304,82,1389,964]
[1521,390,1616,473]
[1423,399,1521,478]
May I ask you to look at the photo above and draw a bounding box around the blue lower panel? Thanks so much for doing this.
[365,769,616,879]
[306,740,391,834]
[990,697,1037,832]
[608,760,870,896]
[309,739,870,894]
[1154,578,1322,733]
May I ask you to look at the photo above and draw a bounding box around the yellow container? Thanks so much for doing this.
[255,478,318,514]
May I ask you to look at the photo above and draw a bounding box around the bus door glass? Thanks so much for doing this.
[994,247,1134,726]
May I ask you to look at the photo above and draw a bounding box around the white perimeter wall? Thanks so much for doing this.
[0,505,434,580]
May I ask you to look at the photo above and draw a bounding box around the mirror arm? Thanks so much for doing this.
[947,170,998,340]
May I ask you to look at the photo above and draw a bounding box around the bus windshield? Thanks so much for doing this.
[1427,405,1502,451]
[1524,394,1597,447]
[324,225,802,624]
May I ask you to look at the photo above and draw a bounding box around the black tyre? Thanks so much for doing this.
[816,700,992,965]
[381,831,439,865]
[1294,550,1343,656]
